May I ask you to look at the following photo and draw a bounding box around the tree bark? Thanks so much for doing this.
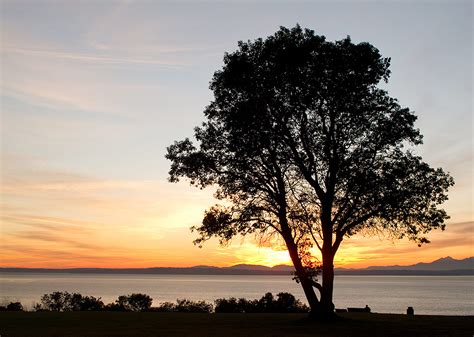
[284,237,321,313]
[317,199,336,318]
[320,247,335,313]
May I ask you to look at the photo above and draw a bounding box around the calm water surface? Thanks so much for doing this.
[1,273,472,315]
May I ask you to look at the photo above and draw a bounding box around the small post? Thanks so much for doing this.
[407,306,414,315]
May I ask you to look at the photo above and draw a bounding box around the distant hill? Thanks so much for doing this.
[228,264,272,271]
[190,265,219,269]
[366,256,474,271]
[228,264,294,271]
[271,265,294,271]
[1,257,472,275]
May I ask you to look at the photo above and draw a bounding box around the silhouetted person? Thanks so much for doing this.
[364,305,371,313]
[407,306,414,315]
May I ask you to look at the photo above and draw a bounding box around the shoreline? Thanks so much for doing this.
[2,269,473,276]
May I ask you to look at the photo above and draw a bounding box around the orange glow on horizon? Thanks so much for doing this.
[1,167,471,270]
[2,223,472,269]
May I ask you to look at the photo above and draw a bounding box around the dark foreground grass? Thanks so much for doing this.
[1,312,472,337]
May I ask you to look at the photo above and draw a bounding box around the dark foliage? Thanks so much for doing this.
[214,297,244,313]
[215,292,309,313]
[103,303,125,312]
[38,292,103,311]
[175,299,213,313]
[235,298,260,313]
[39,292,72,312]
[273,292,309,313]
[5,302,24,311]
[114,294,153,312]
[151,299,213,313]
[166,25,454,314]
[214,297,261,313]
[70,293,104,311]
[150,301,177,312]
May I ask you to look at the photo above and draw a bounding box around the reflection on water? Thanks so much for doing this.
[1,273,472,315]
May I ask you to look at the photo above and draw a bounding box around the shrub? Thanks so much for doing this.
[114,293,153,312]
[214,297,241,313]
[40,292,72,311]
[215,292,309,313]
[257,292,275,312]
[274,292,309,313]
[152,301,176,312]
[33,303,48,312]
[6,302,23,311]
[214,297,259,313]
[152,299,213,313]
[237,298,260,313]
[103,303,124,311]
[34,291,307,314]
[128,293,153,312]
[175,299,213,313]
[70,294,104,311]
[38,292,104,311]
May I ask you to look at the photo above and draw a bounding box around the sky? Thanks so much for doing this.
[1,0,472,269]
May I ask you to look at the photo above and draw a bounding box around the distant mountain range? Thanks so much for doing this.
[365,256,474,271]
[335,256,474,275]
[1,257,472,276]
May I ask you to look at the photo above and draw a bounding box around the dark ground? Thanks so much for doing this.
[1,312,472,337]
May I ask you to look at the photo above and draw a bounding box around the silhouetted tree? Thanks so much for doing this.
[115,293,152,312]
[166,25,454,318]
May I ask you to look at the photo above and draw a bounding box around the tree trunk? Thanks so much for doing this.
[276,198,321,313]
[284,237,321,312]
[315,198,337,319]
[320,247,335,313]
[299,276,321,313]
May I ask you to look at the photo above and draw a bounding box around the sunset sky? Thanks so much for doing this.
[1,0,472,269]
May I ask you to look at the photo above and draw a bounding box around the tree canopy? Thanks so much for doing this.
[166,25,454,316]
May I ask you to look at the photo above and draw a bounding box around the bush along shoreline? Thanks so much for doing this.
[0,291,309,313]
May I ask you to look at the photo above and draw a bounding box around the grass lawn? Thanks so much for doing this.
[1,312,472,337]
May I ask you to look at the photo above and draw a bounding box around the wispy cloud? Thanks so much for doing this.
[9,231,102,251]
[4,47,189,67]
[0,156,218,267]
[2,213,100,233]
[445,221,474,234]
[1,244,153,268]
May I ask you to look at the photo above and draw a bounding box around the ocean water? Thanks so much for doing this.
[0,273,472,315]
